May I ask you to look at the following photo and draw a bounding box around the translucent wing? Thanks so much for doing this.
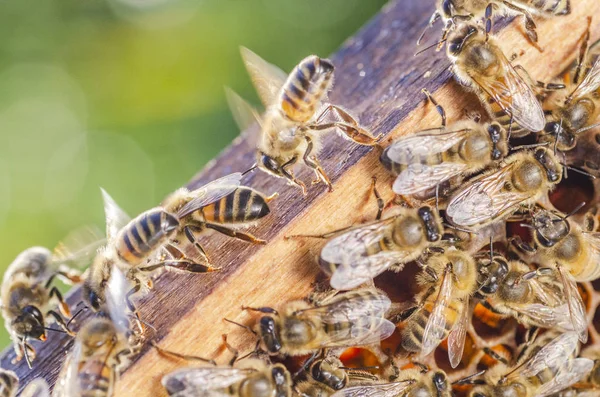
[314,317,396,348]
[519,332,580,378]
[240,47,288,107]
[162,367,252,393]
[421,265,454,356]
[385,128,471,163]
[100,188,131,243]
[557,267,588,343]
[176,173,243,218]
[471,57,545,132]
[305,289,392,322]
[20,379,50,397]
[321,218,411,290]
[52,225,105,268]
[512,302,565,328]
[581,232,600,276]
[106,266,130,336]
[537,358,594,397]
[569,57,600,100]
[446,163,531,228]
[225,87,263,134]
[331,381,415,397]
[393,162,469,195]
[448,297,469,368]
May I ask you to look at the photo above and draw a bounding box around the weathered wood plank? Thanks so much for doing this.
[4,0,600,395]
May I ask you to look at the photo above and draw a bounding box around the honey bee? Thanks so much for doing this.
[162,358,291,397]
[380,89,509,197]
[446,23,546,137]
[331,367,451,397]
[421,0,570,47]
[515,207,600,342]
[1,227,103,367]
[292,204,443,291]
[0,371,49,397]
[295,356,378,397]
[445,147,562,231]
[242,288,395,357]
[53,268,141,397]
[468,331,593,397]
[83,173,273,312]
[229,47,380,194]
[474,257,572,332]
[542,22,600,152]
[400,249,481,368]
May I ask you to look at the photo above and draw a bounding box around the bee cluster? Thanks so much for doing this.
[2,0,600,396]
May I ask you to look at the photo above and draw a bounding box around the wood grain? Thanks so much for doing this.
[4,0,600,394]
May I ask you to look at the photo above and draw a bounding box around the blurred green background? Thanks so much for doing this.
[0,1,388,347]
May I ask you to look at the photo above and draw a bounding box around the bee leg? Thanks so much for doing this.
[312,105,381,145]
[508,236,536,254]
[369,177,385,221]
[412,361,429,373]
[500,1,541,49]
[46,310,74,336]
[482,347,509,365]
[55,268,83,285]
[302,136,333,191]
[183,226,210,263]
[48,286,71,318]
[280,156,307,195]
[293,350,321,380]
[221,334,240,365]
[151,341,216,365]
[421,88,446,127]
[242,306,278,315]
[204,223,266,244]
[12,340,35,366]
[284,224,356,240]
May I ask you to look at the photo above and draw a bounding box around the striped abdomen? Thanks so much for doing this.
[401,295,464,353]
[319,234,393,275]
[201,188,270,225]
[279,56,334,123]
[473,300,504,329]
[523,0,570,15]
[0,370,17,397]
[77,359,113,397]
[380,147,448,176]
[115,208,180,266]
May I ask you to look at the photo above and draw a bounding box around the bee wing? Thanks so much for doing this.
[537,358,594,397]
[446,163,530,228]
[176,173,243,218]
[162,367,252,393]
[385,127,471,163]
[330,381,415,397]
[315,317,396,348]
[512,302,567,329]
[519,332,580,378]
[421,265,454,356]
[106,266,131,336]
[471,59,545,132]
[225,87,263,133]
[448,297,469,368]
[100,188,131,243]
[569,57,600,100]
[557,266,588,343]
[51,225,106,269]
[309,289,392,321]
[240,47,288,107]
[20,379,51,397]
[393,162,470,195]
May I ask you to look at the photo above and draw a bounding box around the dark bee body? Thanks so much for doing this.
[0,370,17,397]
[191,187,271,225]
[279,56,334,123]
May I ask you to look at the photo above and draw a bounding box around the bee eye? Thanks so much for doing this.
[260,154,281,175]
[88,291,102,311]
[448,41,461,54]
[544,121,561,135]
[442,0,453,17]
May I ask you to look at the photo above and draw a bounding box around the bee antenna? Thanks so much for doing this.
[562,202,586,220]
[66,305,89,328]
[561,164,597,179]
[519,223,534,229]
[452,369,486,385]
[21,338,32,369]
[554,118,563,155]
[508,142,549,151]
[417,11,441,46]
[414,38,447,57]
[339,365,380,371]
[574,121,600,135]
[443,223,476,235]
[43,327,69,335]
[489,235,494,263]
[242,164,257,176]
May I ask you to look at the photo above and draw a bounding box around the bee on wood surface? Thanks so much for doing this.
[241,288,395,358]
[83,173,273,313]
[467,332,593,397]
[1,227,103,367]
[445,147,562,231]
[380,89,508,197]
[542,21,600,153]
[420,0,570,48]
[446,23,546,137]
[229,47,380,194]
[0,372,49,397]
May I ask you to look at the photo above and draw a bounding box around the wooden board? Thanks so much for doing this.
[4,0,600,394]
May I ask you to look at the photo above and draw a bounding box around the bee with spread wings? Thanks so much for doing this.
[243,288,395,357]
[468,332,593,397]
[446,147,562,231]
[381,89,508,197]
[447,23,546,137]
[291,201,443,291]
[543,21,600,152]
[228,47,380,194]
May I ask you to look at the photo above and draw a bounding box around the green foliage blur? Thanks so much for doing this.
[0,0,388,348]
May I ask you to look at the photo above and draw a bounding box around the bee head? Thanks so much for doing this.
[259,316,282,354]
[82,281,105,312]
[447,24,478,57]
[271,364,292,397]
[487,123,508,160]
[311,358,347,390]
[533,148,561,183]
[544,121,575,150]
[478,256,509,296]
[418,206,442,242]
[432,370,449,393]
[259,153,283,177]
[532,209,570,247]
[12,305,45,341]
